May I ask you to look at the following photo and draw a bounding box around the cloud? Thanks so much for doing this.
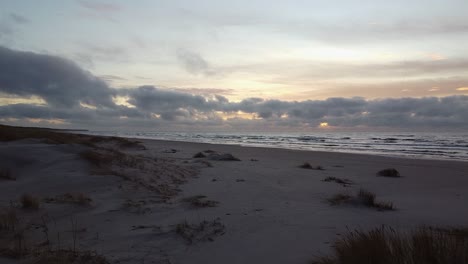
[176,49,218,76]
[172,88,235,96]
[0,46,115,108]
[0,46,467,131]
[77,0,121,13]
[0,13,29,44]
[9,13,29,24]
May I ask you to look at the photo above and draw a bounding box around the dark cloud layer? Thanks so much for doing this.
[0,46,467,131]
[0,46,115,108]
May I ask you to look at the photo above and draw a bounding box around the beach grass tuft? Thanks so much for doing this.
[311,226,468,264]
[377,168,400,177]
[300,162,324,170]
[328,189,394,211]
[20,194,40,210]
[0,168,15,181]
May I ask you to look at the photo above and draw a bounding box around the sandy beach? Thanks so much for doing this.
[1,127,467,264]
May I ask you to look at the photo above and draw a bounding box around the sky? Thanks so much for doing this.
[0,0,467,131]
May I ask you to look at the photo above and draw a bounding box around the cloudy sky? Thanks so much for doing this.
[0,0,467,131]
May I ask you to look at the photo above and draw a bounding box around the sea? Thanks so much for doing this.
[85,131,468,162]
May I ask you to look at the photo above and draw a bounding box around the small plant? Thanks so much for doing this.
[44,193,92,206]
[299,162,324,170]
[328,189,394,211]
[193,152,206,158]
[327,193,352,205]
[181,195,219,208]
[377,168,400,177]
[357,189,376,207]
[175,218,225,244]
[323,177,353,185]
[0,207,18,231]
[20,194,40,210]
[0,168,15,181]
[208,153,241,161]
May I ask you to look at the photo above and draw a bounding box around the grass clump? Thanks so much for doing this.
[44,193,92,206]
[193,152,206,158]
[31,249,110,264]
[327,194,352,206]
[328,189,394,211]
[323,177,353,185]
[20,194,40,210]
[208,153,241,161]
[181,195,219,208]
[312,226,468,264]
[300,162,324,170]
[175,218,225,244]
[0,168,15,181]
[377,168,400,177]
[0,208,18,231]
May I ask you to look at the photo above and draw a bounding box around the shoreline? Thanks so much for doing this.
[137,137,468,165]
[82,130,468,163]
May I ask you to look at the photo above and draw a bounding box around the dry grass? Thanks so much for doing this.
[193,152,206,158]
[0,168,15,181]
[44,193,92,206]
[312,226,468,264]
[327,194,352,206]
[181,195,219,208]
[20,194,40,210]
[0,208,18,231]
[208,153,241,161]
[175,218,225,244]
[30,249,110,264]
[300,162,324,170]
[323,177,353,185]
[377,168,401,177]
[328,189,394,211]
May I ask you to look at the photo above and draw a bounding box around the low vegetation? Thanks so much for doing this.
[181,195,219,208]
[0,124,144,149]
[312,226,468,264]
[0,168,15,181]
[193,150,241,161]
[175,218,225,244]
[44,193,92,206]
[193,152,206,158]
[327,189,394,211]
[20,194,40,210]
[0,208,18,231]
[322,177,353,185]
[377,168,400,177]
[299,162,324,170]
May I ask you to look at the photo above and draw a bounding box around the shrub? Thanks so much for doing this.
[377,168,400,177]
[20,194,40,209]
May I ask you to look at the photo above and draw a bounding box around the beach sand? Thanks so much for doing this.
[0,130,467,264]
